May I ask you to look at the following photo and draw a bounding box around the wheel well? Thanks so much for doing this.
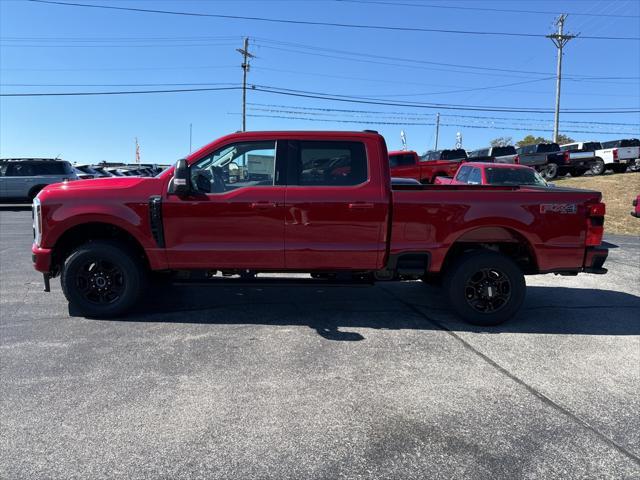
[441,231,538,275]
[52,222,149,273]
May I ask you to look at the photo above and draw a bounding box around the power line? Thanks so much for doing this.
[252,38,639,80]
[0,86,243,97]
[243,113,639,135]
[246,103,640,127]
[246,106,640,132]
[251,66,639,98]
[335,0,640,19]
[2,83,638,115]
[27,0,640,41]
[253,43,640,85]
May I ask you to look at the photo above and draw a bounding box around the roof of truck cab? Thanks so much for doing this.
[462,162,534,170]
[187,130,385,162]
[388,150,418,155]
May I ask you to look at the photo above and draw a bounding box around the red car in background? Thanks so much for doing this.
[632,195,640,218]
[389,149,465,184]
[435,162,548,186]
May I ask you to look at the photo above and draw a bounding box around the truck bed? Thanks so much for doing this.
[390,183,602,273]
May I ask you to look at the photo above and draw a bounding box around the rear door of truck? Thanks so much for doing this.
[283,135,390,270]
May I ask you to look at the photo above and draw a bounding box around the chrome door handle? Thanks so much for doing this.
[348,202,374,209]
[251,202,277,209]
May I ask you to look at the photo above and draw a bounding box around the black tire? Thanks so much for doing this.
[27,185,45,201]
[611,164,628,174]
[590,158,605,175]
[569,168,585,177]
[541,163,558,180]
[443,250,526,326]
[61,240,145,317]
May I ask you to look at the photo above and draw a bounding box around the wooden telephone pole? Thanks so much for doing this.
[236,37,255,132]
[547,15,576,143]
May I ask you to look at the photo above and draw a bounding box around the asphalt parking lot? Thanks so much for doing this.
[1,209,639,479]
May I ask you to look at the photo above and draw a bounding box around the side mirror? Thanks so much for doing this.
[169,159,191,195]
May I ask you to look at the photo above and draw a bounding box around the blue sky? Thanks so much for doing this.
[1,0,639,164]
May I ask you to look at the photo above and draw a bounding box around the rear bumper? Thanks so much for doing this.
[583,245,608,274]
[32,244,53,273]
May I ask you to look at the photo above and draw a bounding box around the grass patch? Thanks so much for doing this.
[553,172,640,236]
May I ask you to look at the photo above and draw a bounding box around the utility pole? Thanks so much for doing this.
[236,37,255,132]
[434,112,440,150]
[547,15,576,143]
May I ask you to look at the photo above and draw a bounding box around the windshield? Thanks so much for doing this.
[485,167,547,186]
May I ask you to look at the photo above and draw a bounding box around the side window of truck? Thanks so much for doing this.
[291,141,368,186]
[467,167,482,184]
[455,165,472,183]
[190,141,277,194]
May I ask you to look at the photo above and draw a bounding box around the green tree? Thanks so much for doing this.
[556,134,575,145]
[489,136,513,147]
[516,135,548,147]
[516,134,576,147]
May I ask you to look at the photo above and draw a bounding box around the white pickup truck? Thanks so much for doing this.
[593,139,640,174]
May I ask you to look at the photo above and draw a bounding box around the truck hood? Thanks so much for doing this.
[38,176,164,203]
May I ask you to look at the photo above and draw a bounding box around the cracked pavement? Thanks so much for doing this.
[1,209,639,479]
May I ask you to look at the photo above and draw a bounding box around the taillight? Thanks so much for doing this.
[612,148,618,161]
[514,154,520,164]
[563,151,571,164]
[586,202,605,246]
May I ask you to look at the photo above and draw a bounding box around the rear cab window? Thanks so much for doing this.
[389,153,415,168]
[290,140,368,186]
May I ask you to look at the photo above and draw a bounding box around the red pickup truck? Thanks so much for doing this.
[32,131,608,326]
[389,150,462,184]
[435,162,548,187]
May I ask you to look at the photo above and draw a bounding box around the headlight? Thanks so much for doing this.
[32,197,42,247]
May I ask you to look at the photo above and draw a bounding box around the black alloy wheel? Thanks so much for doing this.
[463,267,512,314]
[61,240,145,317]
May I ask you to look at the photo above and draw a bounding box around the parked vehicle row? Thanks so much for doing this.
[0,158,79,201]
[389,138,639,183]
[0,158,166,201]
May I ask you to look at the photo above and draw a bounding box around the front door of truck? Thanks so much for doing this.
[162,140,286,270]
[283,139,387,271]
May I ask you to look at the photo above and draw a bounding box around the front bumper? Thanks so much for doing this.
[32,243,53,273]
[583,245,608,274]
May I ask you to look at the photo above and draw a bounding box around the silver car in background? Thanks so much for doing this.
[0,158,79,201]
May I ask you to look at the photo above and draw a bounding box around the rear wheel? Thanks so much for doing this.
[590,158,605,175]
[61,240,145,317]
[443,250,526,326]
[541,163,558,180]
[611,164,628,174]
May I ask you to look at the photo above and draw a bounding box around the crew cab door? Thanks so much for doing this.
[283,139,388,270]
[162,140,286,269]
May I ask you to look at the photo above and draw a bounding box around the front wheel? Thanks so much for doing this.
[443,250,526,326]
[541,163,558,180]
[590,158,605,175]
[61,240,145,317]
